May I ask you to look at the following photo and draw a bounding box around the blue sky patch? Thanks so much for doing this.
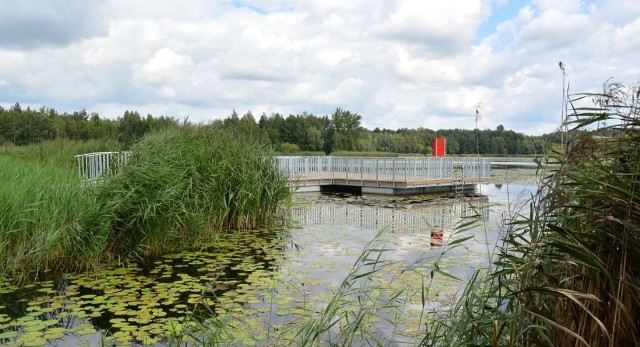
[475,0,529,44]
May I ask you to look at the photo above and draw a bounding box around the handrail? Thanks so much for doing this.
[74,153,491,188]
[276,156,491,187]
[75,151,130,185]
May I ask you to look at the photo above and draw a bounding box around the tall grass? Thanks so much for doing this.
[79,125,292,260]
[1,128,291,281]
[423,79,640,346]
[0,153,90,281]
[0,138,120,166]
[0,140,124,281]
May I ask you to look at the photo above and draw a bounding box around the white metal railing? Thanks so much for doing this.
[75,151,130,185]
[276,156,491,187]
[75,153,491,188]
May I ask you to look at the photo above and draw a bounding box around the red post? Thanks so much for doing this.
[431,138,446,157]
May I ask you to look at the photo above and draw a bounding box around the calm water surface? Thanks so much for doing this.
[0,170,538,346]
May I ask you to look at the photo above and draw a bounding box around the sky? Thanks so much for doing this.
[0,0,639,135]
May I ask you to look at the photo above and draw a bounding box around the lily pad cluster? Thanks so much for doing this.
[0,231,287,346]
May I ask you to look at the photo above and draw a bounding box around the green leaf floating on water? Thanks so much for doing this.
[22,337,48,347]
[73,324,97,336]
[0,331,18,339]
[43,331,65,340]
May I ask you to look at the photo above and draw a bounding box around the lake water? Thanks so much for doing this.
[0,168,538,346]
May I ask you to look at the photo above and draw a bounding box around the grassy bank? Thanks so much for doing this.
[0,127,291,282]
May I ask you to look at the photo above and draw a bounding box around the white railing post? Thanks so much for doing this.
[392,158,396,186]
[413,158,418,187]
[360,157,364,184]
[404,158,407,182]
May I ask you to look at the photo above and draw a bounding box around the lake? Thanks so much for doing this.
[0,168,538,346]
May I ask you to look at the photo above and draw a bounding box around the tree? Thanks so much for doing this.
[306,126,323,151]
[491,137,508,155]
[331,108,362,151]
[117,111,148,148]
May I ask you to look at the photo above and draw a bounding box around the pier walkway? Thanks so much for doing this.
[75,153,491,195]
[277,156,490,195]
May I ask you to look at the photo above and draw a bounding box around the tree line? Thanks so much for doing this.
[0,103,178,148]
[1,102,550,155]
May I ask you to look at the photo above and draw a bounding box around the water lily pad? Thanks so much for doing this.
[73,324,97,335]
[43,330,65,340]
[22,337,48,347]
[0,331,18,339]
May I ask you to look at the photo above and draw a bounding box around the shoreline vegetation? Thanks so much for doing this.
[0,126,291,283]
[1,104,550,156]
[420,80,640,346]
[1,79,638,345]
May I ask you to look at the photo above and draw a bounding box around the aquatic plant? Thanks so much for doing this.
[0,140,120,281]
[79,125,291,260]
[0,129,290,281]
[423,79,640,346]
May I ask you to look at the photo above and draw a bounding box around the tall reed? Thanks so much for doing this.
[79,125,292,260]
[1,130,290,281]
[0,153,91,281]
[423,79,640,346]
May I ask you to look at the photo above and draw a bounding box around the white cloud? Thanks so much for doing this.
[0,0,107,49]
[133,48,194,86]
[374,0,487,56]
[315,77,365,105]
[0,0,638,134]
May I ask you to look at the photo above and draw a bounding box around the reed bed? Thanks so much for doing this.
[0,128,291,281]
[0,155,90,281]
[80,125,292,260]
[423,80,640,346]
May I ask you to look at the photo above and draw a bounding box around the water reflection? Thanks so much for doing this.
[282,193,495,292]
[290,194,489,237]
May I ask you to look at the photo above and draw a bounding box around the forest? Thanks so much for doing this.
[0,102,553,155]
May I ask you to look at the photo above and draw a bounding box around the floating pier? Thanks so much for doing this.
[75,153,491,195]
[277,156,491,195]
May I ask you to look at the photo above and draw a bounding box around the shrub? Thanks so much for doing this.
[280,142,300,154]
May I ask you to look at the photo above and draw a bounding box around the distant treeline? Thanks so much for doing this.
[1,103,555,155]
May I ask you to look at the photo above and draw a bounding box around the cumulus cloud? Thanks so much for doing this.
[0,0,638,134]
[0,0,107,49]
[374,0,487,56]
[136,49,193,84]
